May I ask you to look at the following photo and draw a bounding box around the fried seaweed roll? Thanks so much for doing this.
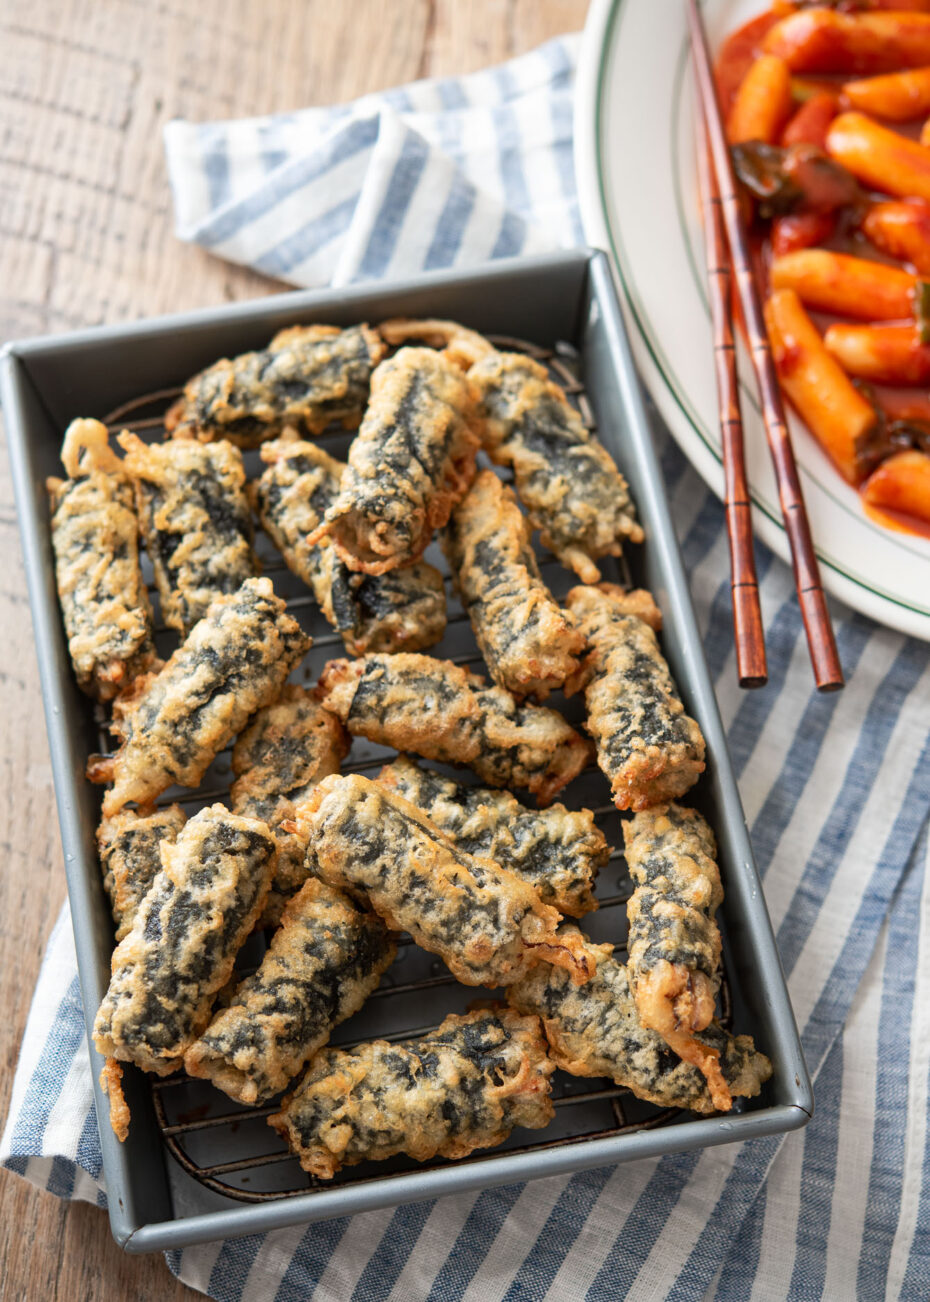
[509,928,771,1115]
[252,437,447,656]
[230,684,349,924]
[377,756,604,917]
[184,879,396,1104]
[469,351,643,582]
[296,774,595,988]
[378,316,495,369]
[268,1006,554,1178]
[165,323,385,446]
[88,578,311,816]
[93,804,276,1084]
[118,433,256,634]
[623,803,729,1107]
[97,805,187,942]
[47,419,154,700]
[318,653,593,806]
[566,584,705,811]
[309,347,480,574]
[443,469,583,700]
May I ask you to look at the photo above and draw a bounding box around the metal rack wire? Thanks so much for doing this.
[94,333,733,1205]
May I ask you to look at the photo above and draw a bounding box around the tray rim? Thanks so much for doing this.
[0,247,812,1253]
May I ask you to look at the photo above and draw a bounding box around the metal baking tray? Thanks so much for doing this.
[1,248,811,1252]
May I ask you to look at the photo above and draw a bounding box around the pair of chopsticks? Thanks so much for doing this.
[686,0,844,692]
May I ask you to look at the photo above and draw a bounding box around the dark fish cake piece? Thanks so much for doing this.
[508,927,771,1115]
[97,805,187,942]
[623,803,729,1108]
[231,684,349,925]
[309,347,480,574]
[470,351,643,583]
[377,756,604,917]
[165,323,386,446]
[47,419,155,701]
[118,432,256,634]
[319,652,593,806]
[566,584,705,811]
[252,437,446,656]
[93,804,276,1083]
[268,1006,555,1178]
[443,469,584,700]
[88,577,311,816]
[296,774,596,988]
[185,878,396,1104]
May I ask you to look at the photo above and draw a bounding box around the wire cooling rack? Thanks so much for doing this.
[93,334,735,1204]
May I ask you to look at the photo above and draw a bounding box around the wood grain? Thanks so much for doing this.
[0,1,588,1297]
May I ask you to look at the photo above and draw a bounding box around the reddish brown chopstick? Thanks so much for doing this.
[694,100,768,689]
[685,0,844,692]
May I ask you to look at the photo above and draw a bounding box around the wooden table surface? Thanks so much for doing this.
[0,1,588,1297]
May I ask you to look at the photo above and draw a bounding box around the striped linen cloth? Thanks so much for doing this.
[3,35,930,1300]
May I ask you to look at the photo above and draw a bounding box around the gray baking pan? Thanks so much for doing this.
[1,248,811,1252]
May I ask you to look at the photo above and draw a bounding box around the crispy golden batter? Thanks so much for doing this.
[566,584,705,810]
[252,437,447,656]
[97,805,187,941]
[623,804,728,1108]
[118,433,256,634]
[100,1058,130,1143]
[318,653,592,806]
[268,1006,554,1178]
[184,879,396,1104]
[469,352,643,582]
[93,805,276,1086]
[443,470,583,700]
[377,756,603,917]
[309,347,480,574]
[47,419,155,700]
[88,578,311,816]
[165,323,385,446]
[378,317,495,370]
[230,685,349,924]
[296,774,596,988]
[509,928,771,1114]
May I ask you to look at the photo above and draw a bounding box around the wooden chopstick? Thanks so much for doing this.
[685,0,844,692]
[694,99,768,689]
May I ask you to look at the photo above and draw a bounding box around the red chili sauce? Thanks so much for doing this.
[715,5,930,537]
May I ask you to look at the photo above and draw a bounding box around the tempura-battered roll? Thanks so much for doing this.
[252,437,447,656]
[309,347,480,574]
[623,804,728,1106]
[377,756,604,917]
[443,470,584,700]
[319,653,593,805]
[378,316,495,369]
[268,1006,554,1178]
[88,578,311,816]
[566,584,705,810]
[165,323,385,446]
[230,684,349,924]
[509,928,771,1115]
[296,774,595,988]
[469,352,643,582]
[184,879,396,1104]
[93,804,276,1083]
[47,419,154,700]
[118,433,256,634]
[97,805,187,942]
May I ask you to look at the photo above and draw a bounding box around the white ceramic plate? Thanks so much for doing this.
[575,0,930,640]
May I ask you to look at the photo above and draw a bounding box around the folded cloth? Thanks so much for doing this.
[163,37,580,287]
[4,34,930,1302]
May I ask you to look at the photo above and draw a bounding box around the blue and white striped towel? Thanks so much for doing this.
[3,35,930,1301]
